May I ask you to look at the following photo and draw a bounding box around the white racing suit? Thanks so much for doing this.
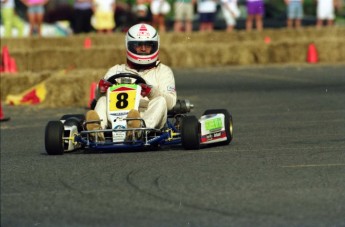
[94,62,177,129]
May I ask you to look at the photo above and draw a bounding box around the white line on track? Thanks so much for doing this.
[281,163,345,168]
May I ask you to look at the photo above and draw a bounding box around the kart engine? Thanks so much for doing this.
[168,99,194,116]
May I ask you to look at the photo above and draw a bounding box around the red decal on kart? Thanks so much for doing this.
[113,87,135,92]
[201,131,226,142]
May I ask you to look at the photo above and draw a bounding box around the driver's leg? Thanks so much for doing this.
[94,96,108,129]
[142,96,167,129]
[85,96,107,141]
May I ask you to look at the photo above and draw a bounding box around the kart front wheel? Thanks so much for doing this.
[203,109,233,145]
[45,121,64,155]
[181,116,200,150]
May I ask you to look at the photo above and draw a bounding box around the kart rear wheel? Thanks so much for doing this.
[181,116,200,150]
[45,121,64,155]
[203,109,233,145]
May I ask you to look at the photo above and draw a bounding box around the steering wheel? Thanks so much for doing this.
[106,73,147,85]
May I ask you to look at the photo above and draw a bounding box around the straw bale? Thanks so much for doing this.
[9,47,126,71]
[41,69,106,108]
[0,34,125,52]
[315,38,345,62]
[2,27,344,52]
[5,37,345,71]
[0,71,51,100]
[267,41,307,63]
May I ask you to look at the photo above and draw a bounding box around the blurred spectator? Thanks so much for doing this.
[72,0,93,34]
[197,0,217,32]
[316,0,335,28]
[92,0,116,33]
[0,0,24,37]
[150,0,171,32]
[20,0,50,36]
[133,0,151,23]
[285,0,303,29]
[245,0,264,31]
[173,0,196,33]
[220,0,240,32]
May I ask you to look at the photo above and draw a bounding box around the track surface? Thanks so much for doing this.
[1,65,345,226]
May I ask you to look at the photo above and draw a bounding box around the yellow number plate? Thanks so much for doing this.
[109,89,137,112]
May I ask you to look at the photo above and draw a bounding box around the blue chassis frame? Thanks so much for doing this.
[74,118,183,151]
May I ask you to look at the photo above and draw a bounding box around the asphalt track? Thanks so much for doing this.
[1,65,345,226]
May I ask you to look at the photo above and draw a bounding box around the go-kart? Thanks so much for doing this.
[44,73,233,155]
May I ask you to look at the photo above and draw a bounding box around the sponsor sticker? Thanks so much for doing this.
[114,125,126,130]
[167,85,175,92]
[205,117,223,131]
[201,131,226,143]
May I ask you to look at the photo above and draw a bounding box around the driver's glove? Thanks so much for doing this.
[140,83,152,97]
[98,79,112,93]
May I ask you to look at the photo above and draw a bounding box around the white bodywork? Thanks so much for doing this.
[199,113,228,145]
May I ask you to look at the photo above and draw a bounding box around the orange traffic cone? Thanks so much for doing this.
[0,101,10,122]
[9,57,17,73]
[2,46,11,73]
[307,43,318,64]
[88,82,97,109]
[264,36,271,44]
[84,37,92,49]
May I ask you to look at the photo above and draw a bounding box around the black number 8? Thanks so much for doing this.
[116,93,129,109]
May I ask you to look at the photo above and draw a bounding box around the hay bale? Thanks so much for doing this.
[316,38,345,62]
[9,47,126,71]
[42,69,106,108]
[2,27,344,51]
[0,71,51,100]
[2,27,345,71]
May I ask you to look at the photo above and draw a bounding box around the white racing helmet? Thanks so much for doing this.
[125,23,160,65]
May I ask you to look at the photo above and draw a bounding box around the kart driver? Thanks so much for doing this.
[86,23,177,140]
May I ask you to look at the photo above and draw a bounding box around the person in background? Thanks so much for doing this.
[133,0,151,23]
[72,0,93,34]
[92,0,116,33]
[197,0,217,32]
[150,0,171,32]
[316,0,336,28]
[220,0,240,32]
[285,0,303,29]
[245,0,264,31]
[20,0,50,36]
[0,0,24,37]
[173,0,196,33]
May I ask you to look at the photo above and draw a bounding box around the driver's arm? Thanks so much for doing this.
[147,65,177,110]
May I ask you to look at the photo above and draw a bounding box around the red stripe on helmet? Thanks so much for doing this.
[127,51,159,61]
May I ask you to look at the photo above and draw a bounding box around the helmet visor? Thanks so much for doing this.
[128,41,158,56]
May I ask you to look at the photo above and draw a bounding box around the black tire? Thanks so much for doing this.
[45,121,64,155]
[181,116,200,150]
[203,109,233,145]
